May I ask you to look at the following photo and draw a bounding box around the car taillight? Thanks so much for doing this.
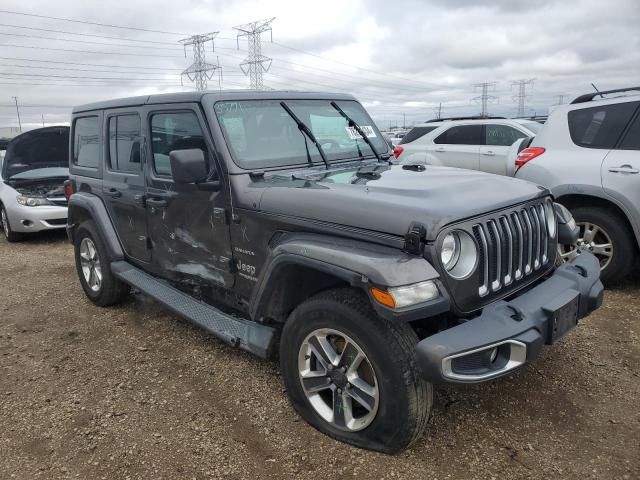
[515,147,545,170]
[393,145,404,159]
[64,180,74,200]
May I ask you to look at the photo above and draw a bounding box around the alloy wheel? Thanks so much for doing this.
[298,328,379,432]
[1,208,8,237]
[559,221,613,271]
[79,237,102,292]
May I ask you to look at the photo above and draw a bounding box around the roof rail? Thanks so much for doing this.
[570,86,640,104]
[424,116,506,123]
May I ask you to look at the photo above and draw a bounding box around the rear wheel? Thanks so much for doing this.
[0,205,23,242]
[280,288,432,453]
[559,206,635,285]
[74,221,129,306]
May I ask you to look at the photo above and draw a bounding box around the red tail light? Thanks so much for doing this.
[64,180,74,200]
[515,147,545,170]
[393,145,404,159]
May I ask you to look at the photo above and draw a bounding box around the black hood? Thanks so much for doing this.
[255,163,548,241]
[2,126,69,180]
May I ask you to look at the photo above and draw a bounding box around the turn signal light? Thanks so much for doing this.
[63,180,74,200]
[370,287,396,309]
[393,145,404,159]
[515,147,545,171]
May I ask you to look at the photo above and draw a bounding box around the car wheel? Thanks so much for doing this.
[0,205,23,242]
[558,206,636,285]
[280,288,432,453]
[74,220,129,306]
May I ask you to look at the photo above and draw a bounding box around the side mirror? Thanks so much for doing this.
[169,149,209,184]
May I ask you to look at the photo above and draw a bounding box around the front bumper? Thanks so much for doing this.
[416,253,603,383]
[6,203,68,233]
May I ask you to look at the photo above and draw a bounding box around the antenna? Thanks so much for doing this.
[234,18,275,90]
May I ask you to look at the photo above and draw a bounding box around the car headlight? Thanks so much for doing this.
[16,195,51,207]
[440,230,478,279]
[544,199,557,238]
[370,280,439,309]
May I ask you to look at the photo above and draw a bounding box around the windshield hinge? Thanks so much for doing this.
[404,222,427,255]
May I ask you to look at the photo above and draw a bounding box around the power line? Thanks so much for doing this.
[511,78,535,117]
[0,72,181,82]
[0,31,183,51]
[180,33,221,91]
[0,9,186,36]
[472,82,498,117]
[0,63,182,75]
[234,18,275,90]
[0,56,179,71]
[0,43,184,58]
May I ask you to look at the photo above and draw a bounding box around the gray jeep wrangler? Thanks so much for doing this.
[66,91,603,453]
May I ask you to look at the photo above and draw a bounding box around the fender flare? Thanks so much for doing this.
[67,192,124,261]
[249,232,440,320]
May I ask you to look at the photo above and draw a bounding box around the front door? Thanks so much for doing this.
[102,110,150,263]
[431,124,481,170]
[143,105,234,287]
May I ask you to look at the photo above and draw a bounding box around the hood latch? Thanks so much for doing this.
[404,222,427,255]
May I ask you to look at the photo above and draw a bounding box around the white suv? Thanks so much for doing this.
[393,118,542,175]
[511,87,640,284]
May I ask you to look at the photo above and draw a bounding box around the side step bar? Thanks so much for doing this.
[111,261,276,358]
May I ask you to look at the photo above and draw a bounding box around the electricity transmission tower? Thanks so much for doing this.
[512,78,535,117]
[473,82,498,117]
[555,94,567,105]
[434,102,443,120]
[180,32,222,91]
[234,18,275,90]
[12,96,22,132]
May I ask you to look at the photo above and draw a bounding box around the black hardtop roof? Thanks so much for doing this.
[73,90,357,114]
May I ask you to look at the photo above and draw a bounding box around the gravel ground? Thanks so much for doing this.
[1,231,638,480]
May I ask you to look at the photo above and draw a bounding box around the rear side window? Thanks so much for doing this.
[618,113,640,150]
[399,126,437,145]
[568,102,639,149]
[73,116,99,168]
[485,125,526,146]
[108,115,142,172]
[434,125,482,145]
[150,111,209,177]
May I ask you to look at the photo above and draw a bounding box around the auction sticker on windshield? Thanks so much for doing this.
[345,126,377,139]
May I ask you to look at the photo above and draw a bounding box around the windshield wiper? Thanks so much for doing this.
[280,101,330,170]
[330,101,388,164]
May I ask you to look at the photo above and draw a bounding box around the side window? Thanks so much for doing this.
[434,125,482,145]
[108,115,142,172]
[568,102,639,149]
[485,125,526,146]
[618,113,640,150]
[150,111,209,177]
[73,116,100,168]
[399,126,437,145]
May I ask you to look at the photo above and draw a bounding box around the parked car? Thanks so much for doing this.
[394,118,542,174]
[509,87,640,285]
[0,126,69,242]
[66,91,602,453]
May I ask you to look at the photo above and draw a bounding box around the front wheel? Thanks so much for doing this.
[1,205,23,242]
[558,206,636,285]
[280,288,432,453]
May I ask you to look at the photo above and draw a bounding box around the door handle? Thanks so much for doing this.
[146,198,168,208]
[435,147,446,152]
[608,165,639,174]
[103,188,122,198]
[481,150,496,156]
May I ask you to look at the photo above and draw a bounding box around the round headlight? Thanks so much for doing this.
[440,230,478,280]
[441,233,460,269]
[544,200,556,238]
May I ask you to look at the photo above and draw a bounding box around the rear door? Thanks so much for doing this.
[102,110,150,263]
[431,124,481,170]
[143,104,234,286]
[601,102,640,240]
[479,124,528,175]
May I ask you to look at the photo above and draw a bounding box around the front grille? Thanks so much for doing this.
[45,218,67,225]
[473,201,551,297]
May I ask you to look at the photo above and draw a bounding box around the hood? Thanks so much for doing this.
[2,126,70,181]
[256,162,548,240]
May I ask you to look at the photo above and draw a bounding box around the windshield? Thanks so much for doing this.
[520,121,542,134]
[214,99,388,169]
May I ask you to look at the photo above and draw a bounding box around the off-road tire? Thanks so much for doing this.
[571,206,636,285]
[0,204,24,242]
[74,220,129,306]
[280,288,432,453]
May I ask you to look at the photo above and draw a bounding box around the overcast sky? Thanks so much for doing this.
[0,0,639,132]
